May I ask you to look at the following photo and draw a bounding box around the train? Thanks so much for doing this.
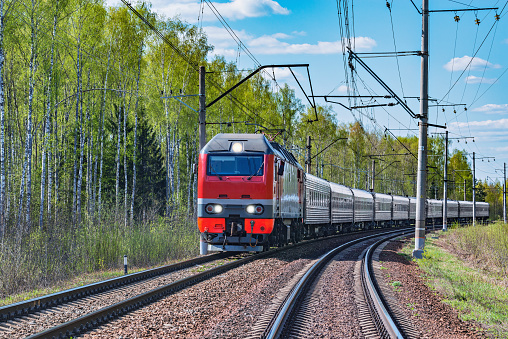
[197,133,489,254]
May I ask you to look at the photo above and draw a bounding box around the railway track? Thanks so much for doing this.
[0,252,237,338]
[0,228,413,338]
[0,230,381,338]
[246,229,412,339]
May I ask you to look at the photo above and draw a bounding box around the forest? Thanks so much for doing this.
[0,0,504,296]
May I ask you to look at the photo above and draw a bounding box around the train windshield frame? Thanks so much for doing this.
[207,154,264,177]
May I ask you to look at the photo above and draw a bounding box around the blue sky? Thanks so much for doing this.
[108,0,508,182]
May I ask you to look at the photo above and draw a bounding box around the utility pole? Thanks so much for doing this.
[443,130,448,231]
[504,163,506,224]
[306,136,311,174]
[464,179,466,201]
[198,66,206,255]
[472,152,476,226]
[371,159,375,191]
[199,66,206,151]
[413,0,429,259]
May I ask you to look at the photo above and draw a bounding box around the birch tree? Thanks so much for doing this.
[39,0,58,229]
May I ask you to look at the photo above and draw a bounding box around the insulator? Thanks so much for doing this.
[464,107,467,111]
[473,139,475,142]
[386,1,390,9]
[454,15,460,22]
[442,108,445,112]
[475,18,480,25]
[495,14,500,21]
[453,109,457,113]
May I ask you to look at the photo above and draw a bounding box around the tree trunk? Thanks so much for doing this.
[73,34,81,226]
[123,83,128,227]
[0,0,5,238]
[97,42,112,222]
[115,103,121,219]
[131,42,142,224]
[25,0,38,231]
[39,0,58,230]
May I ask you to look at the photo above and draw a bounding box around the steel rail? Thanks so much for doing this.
[24,230,377,338]
[362,232,408,338]
[0,252,230,321]
[265,228,409,339]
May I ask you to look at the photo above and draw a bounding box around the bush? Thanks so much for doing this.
[0,205,199,298]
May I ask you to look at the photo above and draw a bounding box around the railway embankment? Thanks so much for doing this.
[383,222,508,338]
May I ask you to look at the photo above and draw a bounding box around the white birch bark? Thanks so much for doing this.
[130,43,142,224]
[97,42,112,221]
[115,94,122,218]
[73,34,81,225]
[25,0,38,230]
[0,0,5,237]
[39,0,58,229]
[123,92,128,227]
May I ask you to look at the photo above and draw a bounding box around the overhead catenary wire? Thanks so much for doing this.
[440,1,507,105]
[386,1,406,101]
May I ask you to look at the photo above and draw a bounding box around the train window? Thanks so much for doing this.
[208,155,264,177]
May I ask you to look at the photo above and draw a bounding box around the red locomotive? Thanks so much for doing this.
[197,133,304,254]
[197,133,489,254]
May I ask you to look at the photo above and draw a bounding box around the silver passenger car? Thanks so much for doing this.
[374,193,392,221]
[304,174,330,225]
[446,200,459,219]
[330,182,354,224]
[458,200,473,218]
[476,202,489,218]
[351,188,374,223]
[427,199,443,219]
[393,195,410,221]
[409,197,417,220]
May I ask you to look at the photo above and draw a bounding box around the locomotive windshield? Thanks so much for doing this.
[207,155,264,177]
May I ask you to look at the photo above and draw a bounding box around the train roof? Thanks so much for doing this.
[202,133,303,169]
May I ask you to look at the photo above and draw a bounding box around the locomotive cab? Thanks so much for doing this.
[198,134,302,254]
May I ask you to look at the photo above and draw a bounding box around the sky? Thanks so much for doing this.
[107,0,508,182]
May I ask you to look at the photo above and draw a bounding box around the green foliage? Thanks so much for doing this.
[402,230,508,337]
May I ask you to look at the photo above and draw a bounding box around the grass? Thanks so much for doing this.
[401,223,508,337]
[0,208,200,305]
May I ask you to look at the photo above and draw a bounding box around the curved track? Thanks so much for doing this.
[1,231,376,338]
[247,229,412,339]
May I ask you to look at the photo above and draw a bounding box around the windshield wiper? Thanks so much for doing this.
[247,161,264,180]
[209,164,223,180]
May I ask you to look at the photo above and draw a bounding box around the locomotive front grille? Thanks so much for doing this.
[226,216,245,237]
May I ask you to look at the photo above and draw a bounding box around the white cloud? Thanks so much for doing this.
[450,118,508,129]
[292,31,307,36]
[465,75,495,84]
[495,145,508,152]
[337,85,351,93]
[144,0,289,23]
[261,67,301,81]
[248,36,376,55]
[347,37,377,51]
[472,104,508,115]
[443,55,501,72]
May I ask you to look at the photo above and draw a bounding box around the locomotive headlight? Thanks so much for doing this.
[205,204,223,214]
[214,204,223,213]
[231,142,243,153]
[246,204,264,214]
